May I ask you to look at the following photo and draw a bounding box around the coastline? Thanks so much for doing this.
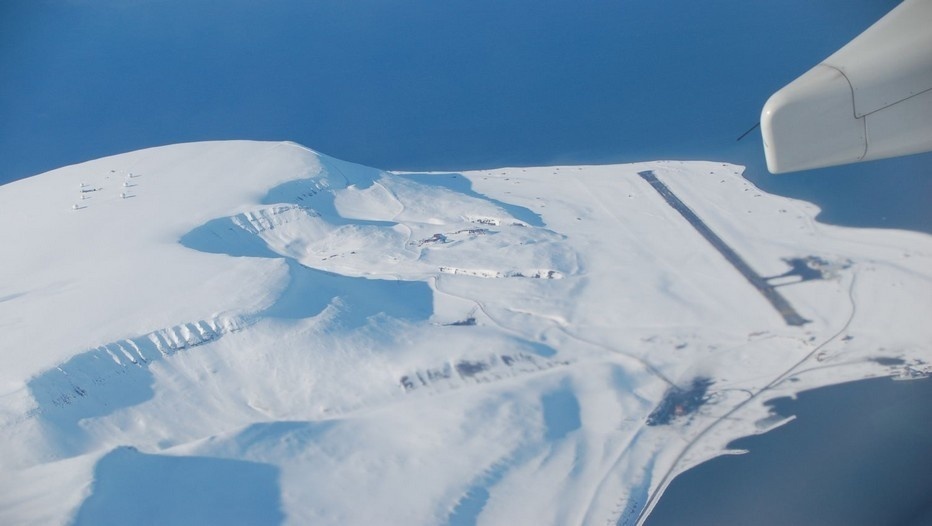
[645,375,932,526]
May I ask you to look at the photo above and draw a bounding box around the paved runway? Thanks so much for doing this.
[638,170,809,326]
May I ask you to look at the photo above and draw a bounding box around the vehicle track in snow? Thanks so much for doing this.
[429,275,677,390]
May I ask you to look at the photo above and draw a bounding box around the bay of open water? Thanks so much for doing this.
[646,376,932,526]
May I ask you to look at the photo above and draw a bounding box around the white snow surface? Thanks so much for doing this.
[0,140,929,525]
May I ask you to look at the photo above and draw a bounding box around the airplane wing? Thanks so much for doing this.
[761,0,932,174]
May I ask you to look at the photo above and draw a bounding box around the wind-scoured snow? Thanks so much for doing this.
[0,141,929,525]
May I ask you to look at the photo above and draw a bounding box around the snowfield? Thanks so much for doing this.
[1,141,929,525]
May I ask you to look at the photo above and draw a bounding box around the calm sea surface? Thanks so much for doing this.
[646,376,932,526]
[2,0,928,231]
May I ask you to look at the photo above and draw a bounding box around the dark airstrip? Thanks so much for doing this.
[638,171,809,327]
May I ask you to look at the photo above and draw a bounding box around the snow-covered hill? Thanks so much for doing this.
[1,141,929,525]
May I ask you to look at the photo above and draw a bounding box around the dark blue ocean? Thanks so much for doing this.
[646,376,932,526]
[2,1,930,524]
[1,0,929,231]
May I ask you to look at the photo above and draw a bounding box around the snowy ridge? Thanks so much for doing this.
[400,352,571,393]
[437,266,564,279]
[0,141,929,525]
[28,315,246,412]
[230,205,319,236]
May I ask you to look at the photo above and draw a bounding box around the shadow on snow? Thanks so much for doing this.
[73,446,285,526]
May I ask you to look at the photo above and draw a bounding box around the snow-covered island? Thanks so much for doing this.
[1,141,929,525]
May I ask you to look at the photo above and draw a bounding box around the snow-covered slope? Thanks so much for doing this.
[1,141,929,525]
